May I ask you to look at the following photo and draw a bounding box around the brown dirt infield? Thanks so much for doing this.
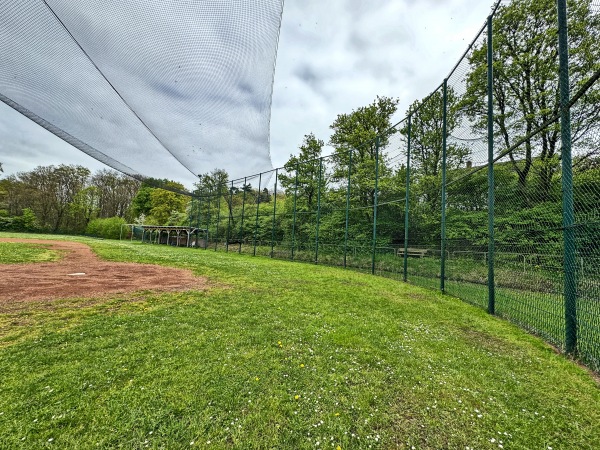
[0,238,207,304]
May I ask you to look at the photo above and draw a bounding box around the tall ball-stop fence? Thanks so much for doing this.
[179,0,600,372]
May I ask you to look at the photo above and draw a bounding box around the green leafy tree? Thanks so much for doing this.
[1,164,144,234]
[11,208,38,232]
[18,165,90,232]
[278,133,327,244]
[130,178,189,225]
[195,169,230,240]
[147,181,189,225]
[86,216,126,239]
[130,178,190,225]
[259,188,271,203]
[406,88,470,179]
[166,210,189,226]
[69,186,100,232]
[400,88,471,245]
[196,169,229,194]
[279,133,325,210]
[461,0,600,204]
[0,175,28,217]
[91,169,140,219]
[130,186,153,218]
[329,96,399,241]
[329,96,399,154]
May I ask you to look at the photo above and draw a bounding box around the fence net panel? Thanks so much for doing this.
[444,24,489,310]
[404,86,444,292]
[0,0,283,185]
[372,128,407,280]
[572,0,600,371]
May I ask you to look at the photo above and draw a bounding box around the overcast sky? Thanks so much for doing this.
[0,0,496,188]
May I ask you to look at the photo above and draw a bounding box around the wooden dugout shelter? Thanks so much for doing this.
[120,224,207,248]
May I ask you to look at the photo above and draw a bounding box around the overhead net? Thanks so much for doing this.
[0,0,283,187]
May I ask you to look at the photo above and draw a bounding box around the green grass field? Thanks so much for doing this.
[254,242,600,372]
[0,241,62,264]
[0,233,599,449]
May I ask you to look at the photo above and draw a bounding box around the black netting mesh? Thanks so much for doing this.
[0,0,283,186]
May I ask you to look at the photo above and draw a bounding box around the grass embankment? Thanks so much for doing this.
[0,233,598,449]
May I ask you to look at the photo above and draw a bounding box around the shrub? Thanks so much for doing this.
[86,217,126,239]
[12,208,39,232]
[0,208,39,232]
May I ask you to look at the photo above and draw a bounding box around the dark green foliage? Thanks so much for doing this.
[11,208,39,232]
[407,88,469,178]
[130,186,153,217]
[277,134,326,244]
[129,180,189,225]
[329,96,400,242]
[0,208,39,232]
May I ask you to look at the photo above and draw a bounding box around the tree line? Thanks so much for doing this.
[0,166,141,236]
[1,0,598,254]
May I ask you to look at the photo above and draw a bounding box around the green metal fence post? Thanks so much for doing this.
[253,173,262,256]
[291,163,299,261]
[214,183,222,251]
[315,157,323,264]
[197,194,203,249]
[371,136,380,275]
[487,14,496,315]
[226,181,234,253]
[239,177,247,254]
[404,115,411,282]
[271,168,278,258]
[188,196,194,247]
[344,149,352,269]
[441,78,448,293]
[557,0,577,354]
[204,191,211,250]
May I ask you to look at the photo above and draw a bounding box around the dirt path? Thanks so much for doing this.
[0,238,207,304]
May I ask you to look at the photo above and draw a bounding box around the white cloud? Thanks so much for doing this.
[270,0,495,168]
[0,102,110,174]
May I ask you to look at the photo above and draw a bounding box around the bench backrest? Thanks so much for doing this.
[397,247,427,256]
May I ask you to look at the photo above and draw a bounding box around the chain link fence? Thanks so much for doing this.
[154,0,600,372]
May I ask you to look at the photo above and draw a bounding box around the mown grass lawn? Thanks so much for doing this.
[0,241,62,264]
[0,233,598,449]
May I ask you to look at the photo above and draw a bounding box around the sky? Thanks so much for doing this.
[0,0,496,189]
